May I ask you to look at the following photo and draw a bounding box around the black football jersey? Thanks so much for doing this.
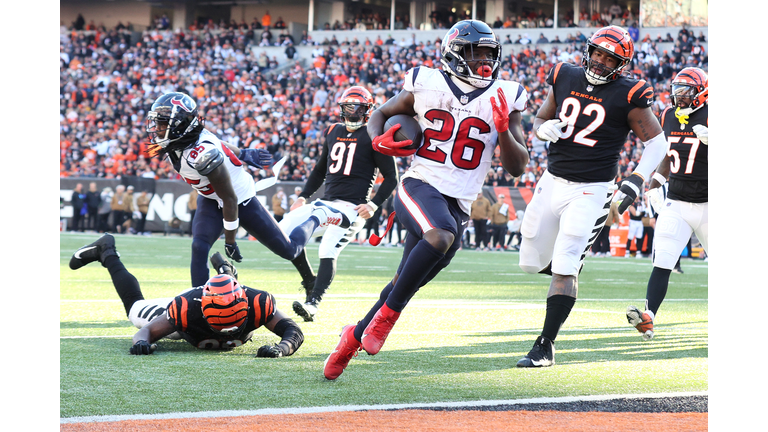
[301,123,398,207]
[660,105,708,203]
[166,286,276,350]
[545,63,655,182]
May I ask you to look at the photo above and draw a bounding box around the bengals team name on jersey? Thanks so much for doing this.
[569,91,603,103]
[666,130,697,138]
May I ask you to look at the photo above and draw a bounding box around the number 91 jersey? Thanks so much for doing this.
[545,62,655,183]
[175,129,256,207]
[403,67,527,210]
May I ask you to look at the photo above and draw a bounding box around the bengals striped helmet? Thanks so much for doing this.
[582,25,634,85]
[201,274,248,334]
[338,86,374,130]
[671,67,708,110]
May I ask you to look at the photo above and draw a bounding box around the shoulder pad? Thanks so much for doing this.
[546,63,566,86]
[193,147,225,176]
[627,79,655,108]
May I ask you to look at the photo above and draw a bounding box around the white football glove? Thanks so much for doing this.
[536,119,568,143]
[692,124,708,145]
[646,187,665,215]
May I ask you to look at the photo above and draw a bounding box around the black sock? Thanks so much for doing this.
[646,267,671,316]
[541,295,576,342]
[310,258,336,303]
[103,255,144,316]
[386,239,444,312]
[291,249,315,284]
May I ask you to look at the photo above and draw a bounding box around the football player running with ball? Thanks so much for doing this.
[282,86,399,322]
[516,25,668,367]
[145,92,350,287]
[323,20,530,380]
[626,67,708,340]
[69,234,304,357]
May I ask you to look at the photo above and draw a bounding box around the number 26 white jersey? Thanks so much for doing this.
[403,67,527,213]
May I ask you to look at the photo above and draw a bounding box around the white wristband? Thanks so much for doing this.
[652,172,666,186]
[223,218,239,231]
[366,201,378,213]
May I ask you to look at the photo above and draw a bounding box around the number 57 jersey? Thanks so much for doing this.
[403,67,527,211]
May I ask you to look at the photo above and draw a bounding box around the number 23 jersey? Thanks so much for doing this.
[403,66,527,212]
[545,62,655,183]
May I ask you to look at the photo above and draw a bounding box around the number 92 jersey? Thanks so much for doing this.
[174,129,256,207]
[545,62,655,183]
[403,66,527,211]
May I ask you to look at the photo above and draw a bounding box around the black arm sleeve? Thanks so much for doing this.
[371,151,399,208]
[300,131,331,200]
[271,318,304,357]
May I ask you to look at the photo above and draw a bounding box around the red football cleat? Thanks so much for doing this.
[323,325,361,380]
[361,303,401,355]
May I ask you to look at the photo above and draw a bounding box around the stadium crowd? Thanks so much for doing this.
[59,17,707,189]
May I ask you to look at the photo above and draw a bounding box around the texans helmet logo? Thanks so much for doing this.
[444,28,459,47]
[170,95,195,112]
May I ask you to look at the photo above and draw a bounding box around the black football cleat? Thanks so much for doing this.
[516,335,555,368]
[210,252,238,280]
[293,299,318,322]
[69,233,119,270]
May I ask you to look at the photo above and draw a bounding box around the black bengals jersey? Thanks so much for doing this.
[545,63,655,182]
[166,286,276,350]
[660,105,708,203]
[301,123,398,208]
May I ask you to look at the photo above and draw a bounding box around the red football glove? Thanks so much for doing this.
[490,87,510,133]
[372,124,414,157]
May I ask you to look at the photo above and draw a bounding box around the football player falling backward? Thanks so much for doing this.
[281,86,398,323]
[70,234,303,357]
[145,92,350,287]
[627,67,708,341]
[516,25,668,368]
[322,20,530,380]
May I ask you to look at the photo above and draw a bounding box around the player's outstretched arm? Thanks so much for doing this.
[206,164,242,260]
[257,309,304,358]
[130,312,176,355]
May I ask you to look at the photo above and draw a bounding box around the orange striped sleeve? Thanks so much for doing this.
[627,80,651,103]
[551,63,563,84]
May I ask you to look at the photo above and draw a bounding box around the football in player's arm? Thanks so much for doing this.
[626,67,709,341]
[69,233,303,357]
[322,20,529,381]
[517,25,668,368]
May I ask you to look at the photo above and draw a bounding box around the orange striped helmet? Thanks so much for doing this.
[582,25,634,85]
[201,274,248,334]
[671,67,708,109]
[338,86,373,130]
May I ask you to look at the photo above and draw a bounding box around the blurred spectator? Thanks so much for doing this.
[470,192,491,250]
[86,182,101,231]
[489,194,510,251]
[110,185,127,233]
[272,186,287,222]
[135,190,151,234]
[70,183,85,232]
[97,186,113,233]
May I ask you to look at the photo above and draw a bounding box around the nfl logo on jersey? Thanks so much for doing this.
[460,95,468,104]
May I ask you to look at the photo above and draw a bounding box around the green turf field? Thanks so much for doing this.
[60,232,708,419]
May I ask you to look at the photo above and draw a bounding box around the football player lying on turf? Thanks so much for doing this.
[69,233,303,357]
